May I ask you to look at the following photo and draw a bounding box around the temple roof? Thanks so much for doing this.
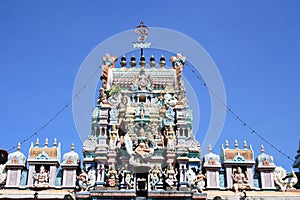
[28,138,61,162]
[220,140,255,165]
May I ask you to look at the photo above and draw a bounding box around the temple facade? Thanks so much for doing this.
[1,24,300,200]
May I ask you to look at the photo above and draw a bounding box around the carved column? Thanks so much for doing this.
[62,166,78,188]
[177,156,189,191]
[225,166,233,189]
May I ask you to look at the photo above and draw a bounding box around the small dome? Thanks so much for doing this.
[7,143,26,166]
[203,145,221,167]
[62,144,79,165]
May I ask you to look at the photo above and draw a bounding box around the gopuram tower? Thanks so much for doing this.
[79,22,203,199]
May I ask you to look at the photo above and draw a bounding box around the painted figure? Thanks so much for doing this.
[232,167,252,193]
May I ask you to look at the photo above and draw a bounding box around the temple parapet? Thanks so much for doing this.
[220,140,255,192]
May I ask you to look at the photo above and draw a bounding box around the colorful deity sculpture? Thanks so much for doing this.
[231,167,252,193]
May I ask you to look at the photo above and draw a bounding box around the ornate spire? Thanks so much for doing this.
[234,140,238,149]
[243,140,247,149]
[225,140,229,149]
[130,55,136,67]
[261,145,265,153]
[35,138,39,147]
[45,138,48,147]
[208,144,212,153]
[139,55,146,67]
[150,55,155,67]
[53,138,57,147]
[120,55,127,67]
[71,143,75,151]
[17,142,21,151]
[159,55,166,68]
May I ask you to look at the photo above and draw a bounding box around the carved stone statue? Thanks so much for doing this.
[274,166,298,191]
[165,125,176,151]
[33,165,50,187]
[164,163,177,189]
[102,53,117,68]
[123,171,133,189]
[192,171,206,193]
[150,165,162,190]
[97,87,108,105]
[77,168,96,191]
[134,142,154,160]
[231,167,252,193]
[131,69,153,91]
[109,126,119,151]
[106,164,118,187]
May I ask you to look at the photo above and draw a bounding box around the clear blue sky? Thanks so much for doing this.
[0,1,299,171]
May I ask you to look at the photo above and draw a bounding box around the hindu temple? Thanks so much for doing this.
[0,23,300,200]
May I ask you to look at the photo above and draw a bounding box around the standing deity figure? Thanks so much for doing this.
[150,165,162,190]
[109,125,119,151]
[232,167,252,193]
[165,125,176,151]
[164,163,178,189]
[117,94,128,125]
[192,171,206,193]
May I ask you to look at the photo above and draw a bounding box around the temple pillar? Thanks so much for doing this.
[5,167,23,188]
[62,166,77,188]
[177,156,189,191]
[225,166,233,189]
[246,166,254,187]
[27,165,35,187]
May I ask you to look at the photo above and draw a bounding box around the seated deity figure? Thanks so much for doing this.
[134,142,154,159]
[192,171,206,193]
[164,163,178,189]
[77,170,89,191]
[33,165,49,186]
[232,167,252,193]
[77,168,96,191]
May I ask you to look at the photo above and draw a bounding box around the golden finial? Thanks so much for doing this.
[150,55,156,67]
[35,138,39,147]
[17,142,21,151]
[225,140,229,149]
[53,138,57,147]
[45,138,48,147]
[159,55,166,68]
[71,143,75,151]
[234,140,238,149]
[261,145,265,153]
[208,144,212,153]
[243,140,247,149]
